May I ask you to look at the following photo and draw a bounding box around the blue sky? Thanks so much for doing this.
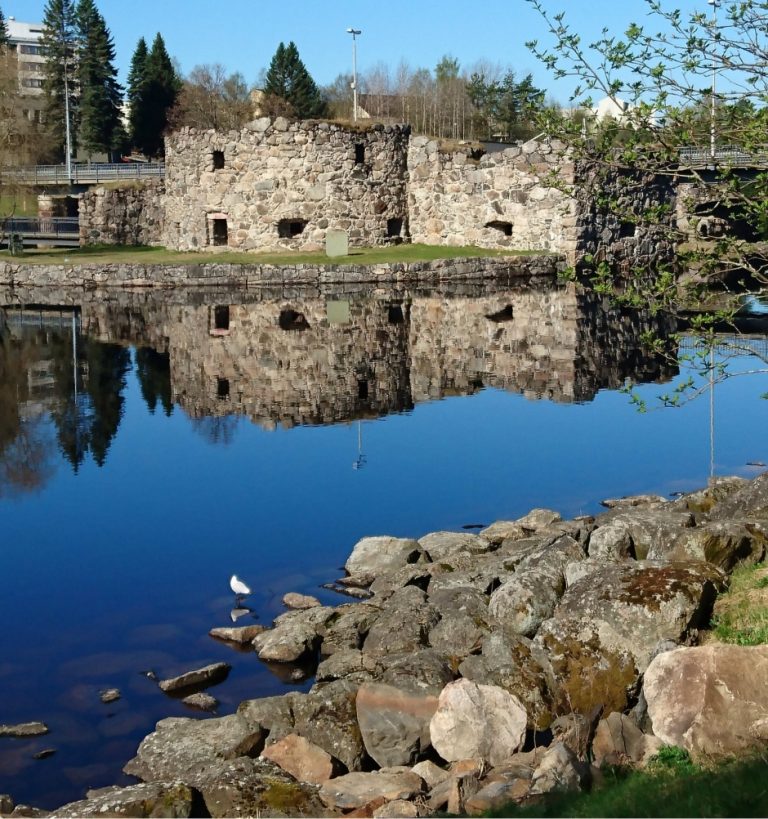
[5,0,710,102]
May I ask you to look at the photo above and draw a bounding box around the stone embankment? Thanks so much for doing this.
[0,254,561,290]
[4,473,768,818]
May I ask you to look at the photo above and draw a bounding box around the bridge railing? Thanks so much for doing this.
[3,216,80,238]
[3,163,165,185]
[679,146,768,167]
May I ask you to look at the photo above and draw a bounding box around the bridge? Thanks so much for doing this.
[678,146,768,170]
[2,217,80,248]
[4,162,165,186]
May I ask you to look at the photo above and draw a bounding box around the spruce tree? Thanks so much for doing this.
[127,37,149,153]
[76,0,123,158]
[0,7,9,48]
[41,0,78,160]
[139,33,179,157]
[263,41,327,119]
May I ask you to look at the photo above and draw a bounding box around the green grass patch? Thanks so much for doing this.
[485,753,768,817]
[710,562,768,646]
[0,243,546,267]
[0,193,39,217]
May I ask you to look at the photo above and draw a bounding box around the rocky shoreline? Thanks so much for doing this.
[3,473,768,818]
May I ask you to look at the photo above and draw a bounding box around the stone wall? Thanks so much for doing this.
[162,119,411,252]
[407,138,579,259]
[79,179,165,246]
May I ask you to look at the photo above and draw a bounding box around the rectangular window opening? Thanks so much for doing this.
[387,217,403,238]
[217,377,230,399]
[485,220,513,237]
[212,150,225,170]
[619,221,636,238]
[358,379,369,400]
[355,143,366,164]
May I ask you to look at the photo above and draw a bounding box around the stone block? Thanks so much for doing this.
[326,230,349,258]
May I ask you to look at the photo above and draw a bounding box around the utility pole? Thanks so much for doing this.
[708,0,718,161]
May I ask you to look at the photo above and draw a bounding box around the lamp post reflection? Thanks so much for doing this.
[353,420,367,470]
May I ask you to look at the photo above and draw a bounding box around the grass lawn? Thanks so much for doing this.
[710,561,768,645]
[0,243,547,267]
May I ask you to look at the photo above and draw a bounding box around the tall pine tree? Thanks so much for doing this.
[76,0,123,158]
[41,0,78,160]
[263,42,327,119]
[127,37,149,153]
[0,7,9,48]
[137,33,179,157]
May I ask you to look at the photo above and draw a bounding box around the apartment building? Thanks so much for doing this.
[6,17,46,121]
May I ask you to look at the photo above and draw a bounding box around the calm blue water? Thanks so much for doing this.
[1,283,767,808]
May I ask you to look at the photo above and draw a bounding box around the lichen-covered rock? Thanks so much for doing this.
[551,561,724,670]
[123,715,265,782]
[653,520,767,571]
[290,679,366,773]
[459,632,555,730]
[427,587,493,660]
[706,472,768,520]
[596,510,695,560]
[418,531,493,561]
[429,679,527,767]
[489,567,564,638]
[282,592,321,610]
[209,625,267,644]
[644,644,768,759]
[253,607,335,663]
[0,723,48,738]
[319,603,382,655]
[587,519,635,561]
[345,536,423,578]
[48,782,196,818]
[363,587,438,657]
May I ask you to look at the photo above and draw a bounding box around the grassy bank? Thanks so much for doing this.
[710,561,768,645]
[0,243,546,267]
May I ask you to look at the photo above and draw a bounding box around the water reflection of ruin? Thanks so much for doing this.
[1,283,679,436]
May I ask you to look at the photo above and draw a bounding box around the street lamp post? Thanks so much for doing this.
[346,28,362,122]
[708,0,718,161]
[60,19,73,181]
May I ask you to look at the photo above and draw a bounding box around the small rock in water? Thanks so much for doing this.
[141,670,158,682]
[158,662,231,694]
[0,795,14,814]
[32,749,55,761]
[7,805,48,817]
[321,582,372,600]
[0,723,49,738]
[209,624,266,644]
[747,461,766,467]
[289,668,308,682]
[462,523,486,530]
[181,692,219,711]
[100,688,121,704]
[283,592,321,610]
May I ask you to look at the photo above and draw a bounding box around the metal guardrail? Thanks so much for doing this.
[679,146,768,167]
[4,163,165,185]
[3,217,80,238]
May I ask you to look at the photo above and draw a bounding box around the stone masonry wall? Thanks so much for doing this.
[162,119,410,252]
[79,179,165,246]
[407,137,580,259]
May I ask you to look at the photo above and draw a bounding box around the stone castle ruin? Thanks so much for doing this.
[80,117,675,269]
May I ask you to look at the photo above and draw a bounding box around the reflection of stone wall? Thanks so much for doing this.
[166,300,412,428]
[6,285,677,427]
[162,120,410,252]
[407,139,579,258]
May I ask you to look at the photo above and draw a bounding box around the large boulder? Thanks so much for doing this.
[253,607,335,663]
[362,587,439,657]
[459,632,555,730]
[123,715,266,782]
[489,567,564,638]
[652,520,767,571]
[706,472,768,520]
[49,783,196,818]
[429,679,527,767]
[418,531,493,562]
[427,587,494,660]
[355,650,452,767]
[319,603,382,655]
[550,561,723,670]
[644,644,768,759]
[529,742,584,796]
[592,510,695,560]
[344,536,423,578]
[260,734,336,785]
[591,712,663,767]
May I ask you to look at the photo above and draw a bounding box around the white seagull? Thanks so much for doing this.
[230,574,252,597]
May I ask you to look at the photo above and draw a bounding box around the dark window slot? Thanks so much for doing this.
[212,150,225,170]
[355,143,365,164]
[358,379,369,399]
[212,218,228,246]
[387,217,403,238]
[214,305,230,330]
[387,304,404,324]
[278,219,308,239]
[217,377,230,399]
[485,220,513,236]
